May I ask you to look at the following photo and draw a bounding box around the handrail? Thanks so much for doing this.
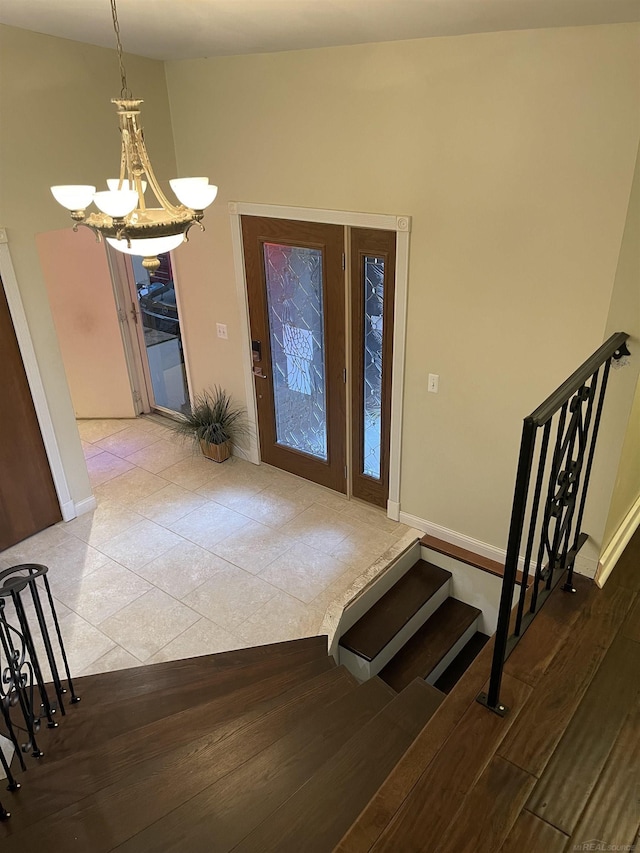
[478,331,630,715]
[529,331,629,425]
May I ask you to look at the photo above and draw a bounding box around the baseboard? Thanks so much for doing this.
[595,495,640,588]
[387,500,400,522]
[232,443,259,464]
[399,512,507,566]
[73,495,97,518]
[59,499,77,522]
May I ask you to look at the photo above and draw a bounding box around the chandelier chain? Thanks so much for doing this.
[110,0,131,99]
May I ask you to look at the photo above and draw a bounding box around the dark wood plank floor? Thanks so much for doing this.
[339,527,640,852]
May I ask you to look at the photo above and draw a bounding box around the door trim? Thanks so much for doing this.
[0,229,76,522]
[229,202,411,521]
[107,245,195,418]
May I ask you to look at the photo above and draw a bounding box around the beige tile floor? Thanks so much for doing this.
[0,417,414,678]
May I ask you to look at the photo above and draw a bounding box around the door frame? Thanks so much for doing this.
[229,202,411,521]
[106,245,196,419]
[0,228,76,522]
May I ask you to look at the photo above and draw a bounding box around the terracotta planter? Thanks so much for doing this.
[199,439,231,463]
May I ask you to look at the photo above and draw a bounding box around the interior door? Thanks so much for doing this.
[242,216,347,492]
[0,278,62,550]
[108,247,191,417]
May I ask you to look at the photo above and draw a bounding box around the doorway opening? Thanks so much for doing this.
[107,248,192,418]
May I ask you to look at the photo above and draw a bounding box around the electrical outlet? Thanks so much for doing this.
[216,323,228,340]
[428,373,439,393]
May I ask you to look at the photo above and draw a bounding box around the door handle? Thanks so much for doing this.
[253,367,268,379]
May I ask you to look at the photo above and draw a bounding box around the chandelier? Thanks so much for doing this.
[50,0,217,273]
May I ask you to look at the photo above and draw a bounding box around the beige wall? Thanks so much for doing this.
[599,143,640,551]
[0,25,176,504]
[603,374,640,546]
[165,24,640,551]
[36,228,136,420]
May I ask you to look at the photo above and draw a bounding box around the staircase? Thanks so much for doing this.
[338,557,490,694]
[0,636,443,851]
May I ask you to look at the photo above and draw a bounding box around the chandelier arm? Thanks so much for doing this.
[72,222,104,243]
[184,220,206,243]
[130,125,183,215]
[114,101,183,215]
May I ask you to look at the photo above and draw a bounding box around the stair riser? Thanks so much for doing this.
[425,619,480,686]
[339,578,451,680]
[421,546,518,634]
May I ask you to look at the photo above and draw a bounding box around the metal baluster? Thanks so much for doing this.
[564,358,613,590]
[514,422,550,636]
[26,571,65,718]
[0,799,10,820]
[557,375,598,580]
[0,601,27,775]
[41,573,80,704]
[0,604,43,758]
[11,587,56,729]
[479,417,537,714]
[530,402,567,613]
[0,733,19,793]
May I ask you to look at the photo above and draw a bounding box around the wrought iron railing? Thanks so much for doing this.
[0,563,79,818]
[478,331,630,715]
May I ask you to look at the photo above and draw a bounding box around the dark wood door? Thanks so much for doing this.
[350,228,396,508]
[242,216,347,492]
[0,278,62,550]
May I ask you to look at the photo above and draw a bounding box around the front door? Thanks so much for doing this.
[242,216,347,492]
[0,278,62,550]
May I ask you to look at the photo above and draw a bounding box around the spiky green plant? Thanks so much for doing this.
[169,387,248,447]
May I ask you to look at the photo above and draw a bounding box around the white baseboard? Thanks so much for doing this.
[595,495,640,588]
[59,499,77,522]
[73,495,97,518]
[399,511,508,565]
[232,442,259,464]
[387,500,400,522]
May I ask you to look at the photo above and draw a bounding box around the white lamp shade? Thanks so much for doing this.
[107,178,148,193]
[93,190,138,218]
[170,178,217,209]
[51,185,96,211]
[106,233,185,257]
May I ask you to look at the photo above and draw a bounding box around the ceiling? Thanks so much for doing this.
[1,0,639,61]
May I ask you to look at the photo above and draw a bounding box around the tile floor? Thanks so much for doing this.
[0,417,415,678]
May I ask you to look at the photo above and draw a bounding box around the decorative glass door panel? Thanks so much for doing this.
[263,243,328,460]
[362,255,385,480]
[242,217,346,492]
[351,229,396,508]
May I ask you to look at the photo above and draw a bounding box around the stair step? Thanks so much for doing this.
[65,677,396,853]
[340,560,451,661]
[3,665,357,836]
[434,632,491,694]
[67,634,328,706]
[380,598,482,692]
[34,653,335,762]
[233,678,444,853]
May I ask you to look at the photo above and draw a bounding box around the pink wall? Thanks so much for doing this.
[37,228,136,419]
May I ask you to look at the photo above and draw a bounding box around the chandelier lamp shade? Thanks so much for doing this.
[50,0,217,273]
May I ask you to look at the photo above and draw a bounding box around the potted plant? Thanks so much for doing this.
[170,387,248,463]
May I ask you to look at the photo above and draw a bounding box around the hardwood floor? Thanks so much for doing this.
[1,532,638,851]
[339,528,640,852]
